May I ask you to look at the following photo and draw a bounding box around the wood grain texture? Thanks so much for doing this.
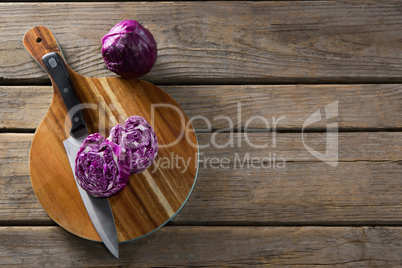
[23,26,198,242]
[0,0,337,1]
[2,0,401,266]
[1,2,402,84]
[1,84,401,131]
[1,133,401,225]
[1,226,402,267]
[181,161,402,225]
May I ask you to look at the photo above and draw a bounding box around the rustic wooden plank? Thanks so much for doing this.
[1,0,335,2]
[0,2,401,84]
[201,132,402,162]
[0,86,51,129]
[1,226,402,267]
[1,84,401,130]
[1,133,401,224]
[179,160,402,225]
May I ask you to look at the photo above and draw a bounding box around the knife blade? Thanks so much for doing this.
[42,52,119,258]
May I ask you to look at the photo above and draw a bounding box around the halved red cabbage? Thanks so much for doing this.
[108,116,158,174]
[75,133,130,198]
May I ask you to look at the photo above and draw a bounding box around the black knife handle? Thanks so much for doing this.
[42,52,86,138]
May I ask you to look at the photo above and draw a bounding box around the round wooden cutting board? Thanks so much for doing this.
[23,26,198,242]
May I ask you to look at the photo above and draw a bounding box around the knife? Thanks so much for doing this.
[42,52,119,258]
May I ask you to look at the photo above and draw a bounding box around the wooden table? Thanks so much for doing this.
[1,1,401,266]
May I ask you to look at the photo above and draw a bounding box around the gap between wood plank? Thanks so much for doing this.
[2,128,401,134]
[4,221,402,228]
[4,79,402,87]
[0,0,336,2]
[166,221,402,227]
[3,79,402,86]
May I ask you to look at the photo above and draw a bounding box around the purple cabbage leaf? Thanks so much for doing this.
[108,116,158,174]
[75,133,130,198]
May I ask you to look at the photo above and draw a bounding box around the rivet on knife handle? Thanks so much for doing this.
[42,52,87,138]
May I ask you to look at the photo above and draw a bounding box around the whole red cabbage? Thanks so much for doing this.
[75,133,130,198]
[108,116,158,174]
[102,20,157,78]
